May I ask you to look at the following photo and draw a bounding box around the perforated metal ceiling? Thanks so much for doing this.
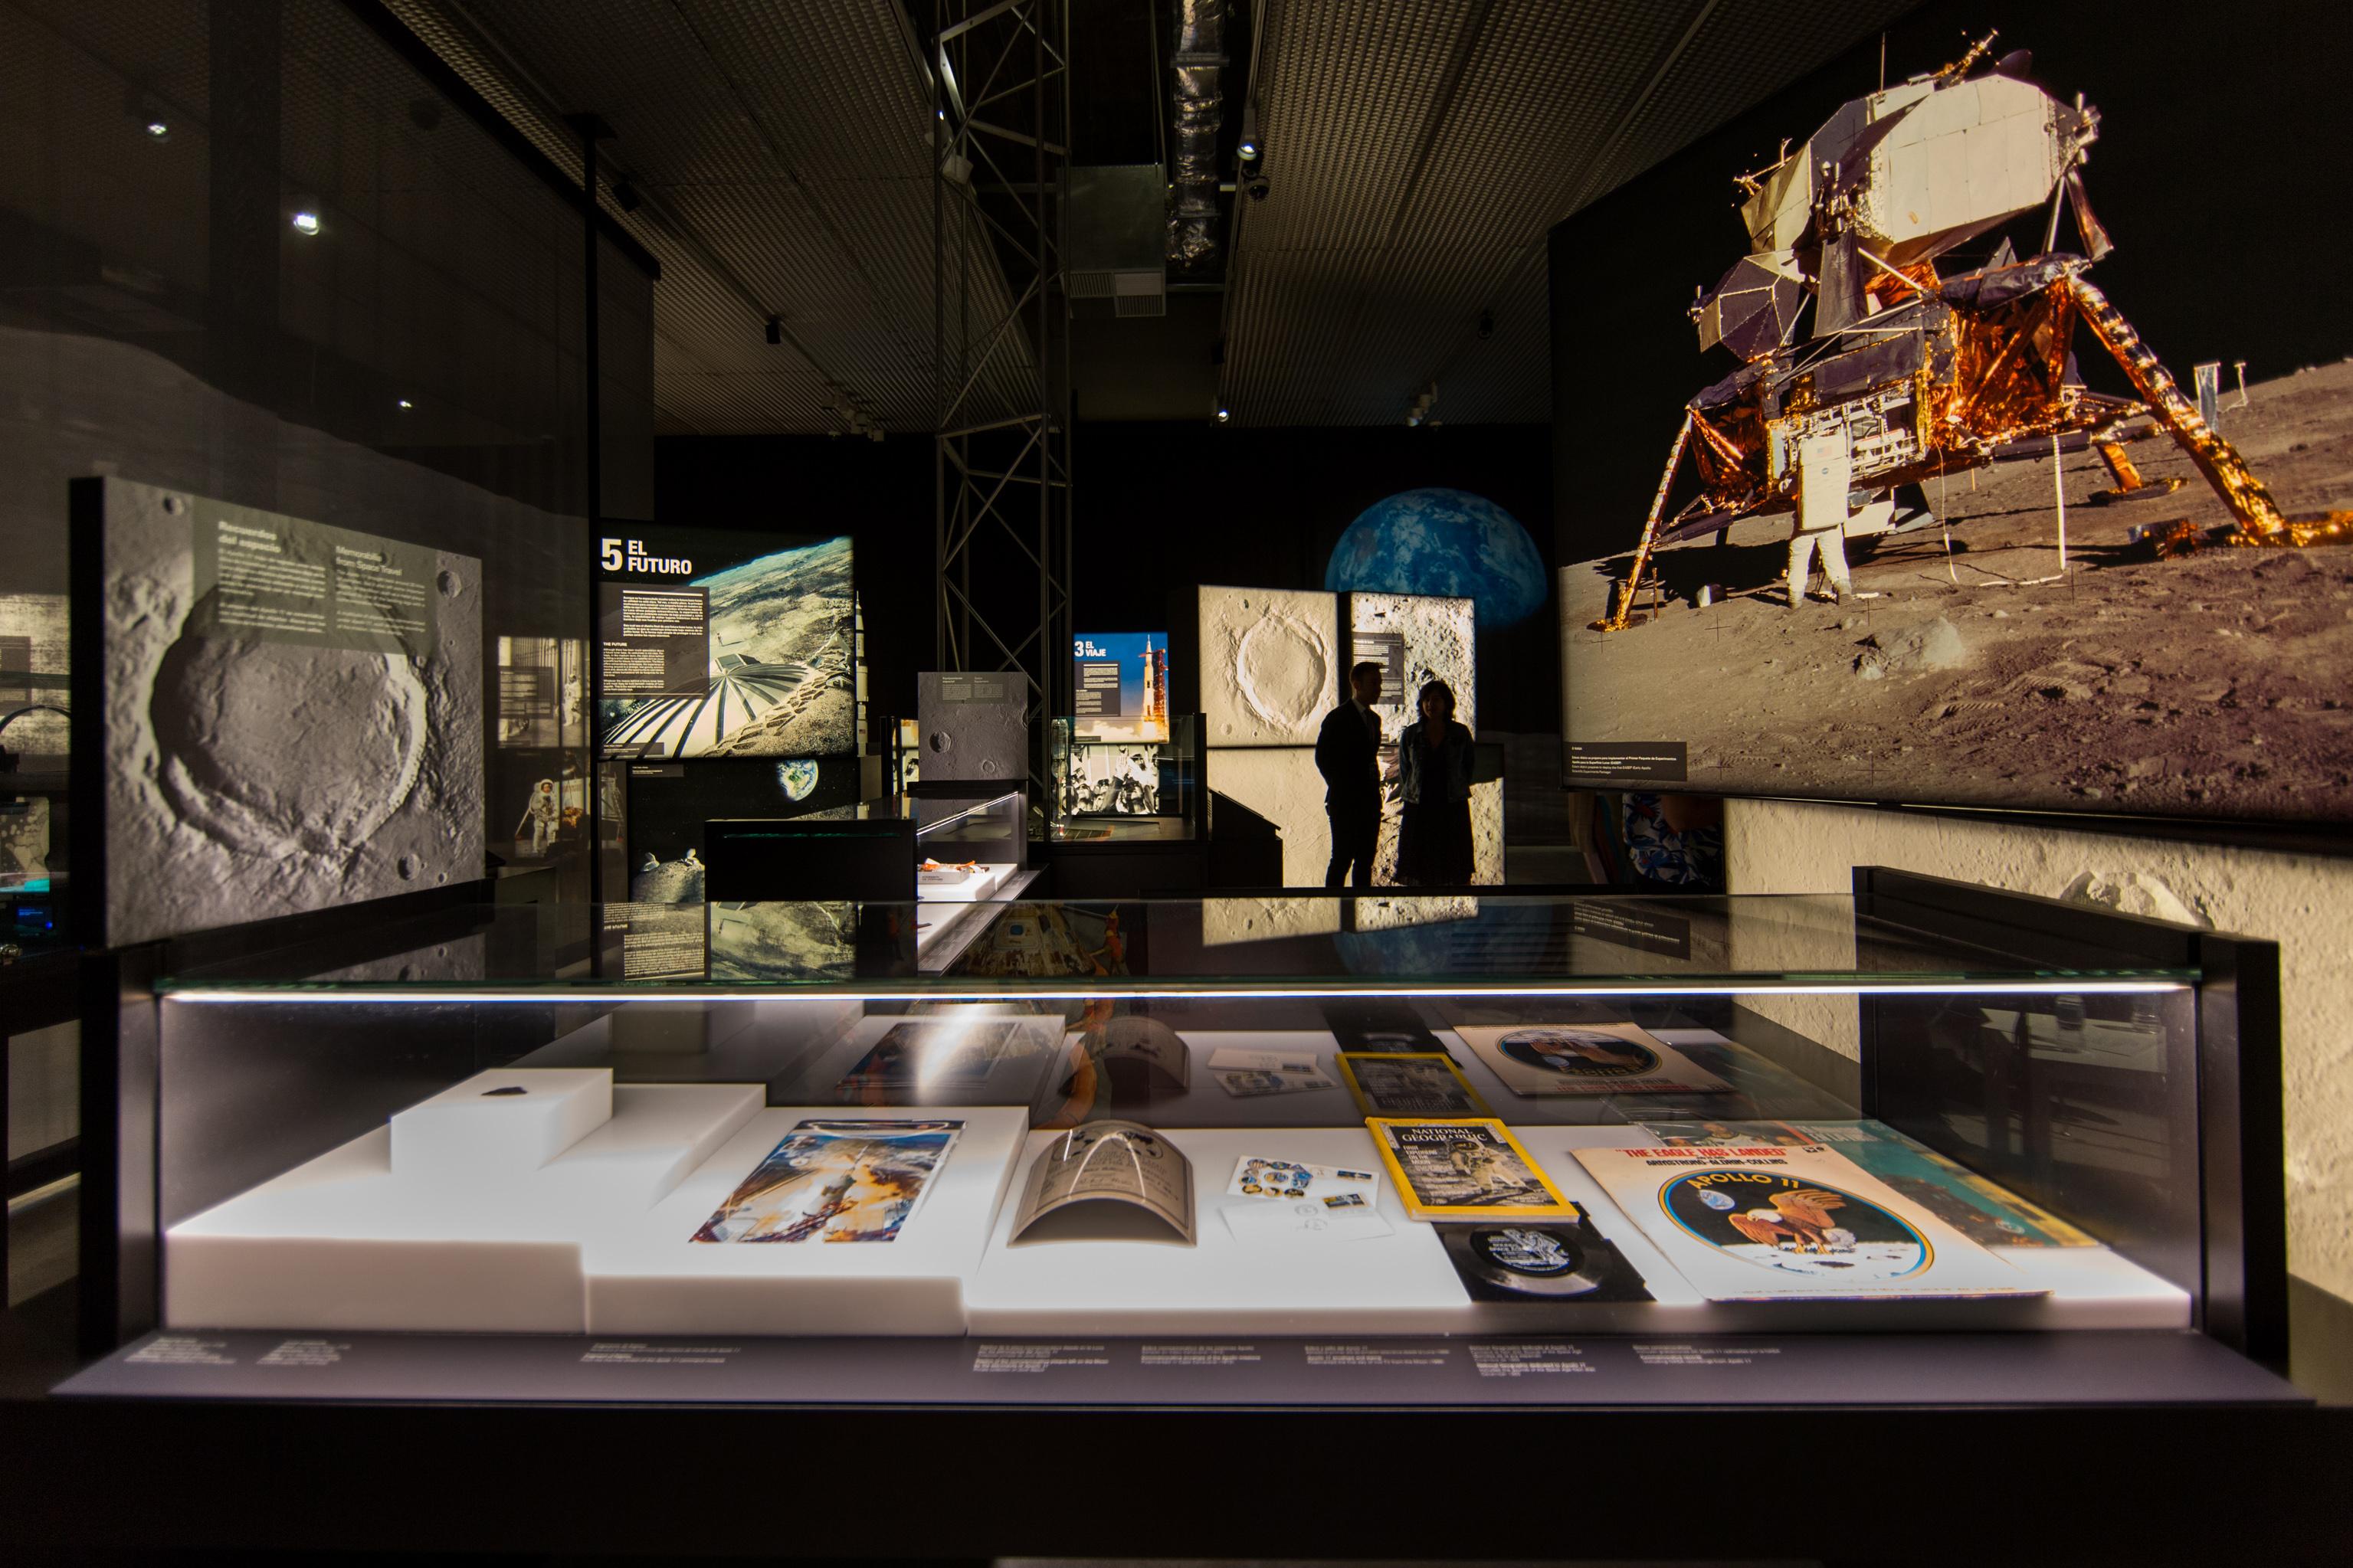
[387,0,1031,437]
[385,0,1915,433]
[1221,0,1919,425]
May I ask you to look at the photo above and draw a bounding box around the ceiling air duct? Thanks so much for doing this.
[1168,0,1224,272]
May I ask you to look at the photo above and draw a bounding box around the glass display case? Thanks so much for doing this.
[58,867,2296,1418]
[1047,712,1204,843]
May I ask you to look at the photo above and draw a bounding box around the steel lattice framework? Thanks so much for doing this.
[932,0,1072,796]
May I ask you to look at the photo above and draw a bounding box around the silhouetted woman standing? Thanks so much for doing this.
[1396,678,1474,885]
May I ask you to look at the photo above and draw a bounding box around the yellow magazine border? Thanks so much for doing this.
[1365,1115,1575,1219]
[1335,1051,1492,1118]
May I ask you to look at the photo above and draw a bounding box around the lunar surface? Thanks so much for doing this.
[702,535,854,755]
[710,900,855,980]
[99,480,482,945]
[1199,585,1337,746]
[1370,776,1506,887]
[1209,748,1504,889]
[1562,362,2353,820]
[631,855,705,904]
[1350,590,1476,735]
[1208,747,1330,887]
[1201,894,1340,945]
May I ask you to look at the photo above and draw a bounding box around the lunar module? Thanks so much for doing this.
[1593,32,2349,632]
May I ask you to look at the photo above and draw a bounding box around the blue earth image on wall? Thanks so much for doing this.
[1324,488,1547,629]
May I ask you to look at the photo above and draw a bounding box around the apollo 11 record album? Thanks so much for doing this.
[1572,1142,2044,1301]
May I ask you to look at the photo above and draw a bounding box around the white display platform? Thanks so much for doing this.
[165,1069,2188,1339]
[585,1105,1028,1336]
[966,1126,1473,1336]
[168,1076,761,1333]
[1513,1126,2192,1332]
[165,1070,1034,1337]
[390,1066,611,1183]
[916,860,1018,902]
[914,866,1041,973]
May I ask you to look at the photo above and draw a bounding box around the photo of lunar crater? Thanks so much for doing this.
[1199,584,1335,746]
[90,478,483,945]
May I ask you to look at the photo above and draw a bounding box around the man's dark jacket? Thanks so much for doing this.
[1315,702,1380,817]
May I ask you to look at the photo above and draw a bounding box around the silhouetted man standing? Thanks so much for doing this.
[1316,661,1384,888]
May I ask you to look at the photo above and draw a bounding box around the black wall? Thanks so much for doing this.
[1550,0,2353,566]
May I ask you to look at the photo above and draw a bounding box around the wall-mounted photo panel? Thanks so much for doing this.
[623,755,863,905]
[1070,631,1170,744]
[596,525,855,760]
[70,477,483,945]
[1345,591,1475,738]
[1556,39,2353,827]
[1195,585,1339,748]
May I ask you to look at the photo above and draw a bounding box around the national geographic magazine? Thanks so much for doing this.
[1365,1117,1573,1220]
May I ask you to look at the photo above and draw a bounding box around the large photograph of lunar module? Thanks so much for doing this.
[1562,33,2353,823]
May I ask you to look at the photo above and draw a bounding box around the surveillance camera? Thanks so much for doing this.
[1245,175,1270,201]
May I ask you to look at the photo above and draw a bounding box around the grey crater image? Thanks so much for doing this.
[1200,585,1336,746]
[99,480,482,945]
[1237,613,1330,732]
[153,629,429,855]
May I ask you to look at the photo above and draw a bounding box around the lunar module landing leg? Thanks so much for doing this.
[2067,274,2350,548]
[2087,435,2183,505]
[1591,413,1693,632]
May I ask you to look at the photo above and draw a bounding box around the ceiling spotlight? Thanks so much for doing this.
[397,398,414,410]
[290,210,322,236]
[125,88,172,142]
[1238,97,1261,162]
[1214,406,1231,424]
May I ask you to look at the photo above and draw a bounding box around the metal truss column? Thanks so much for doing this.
[932,0,1072,800]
